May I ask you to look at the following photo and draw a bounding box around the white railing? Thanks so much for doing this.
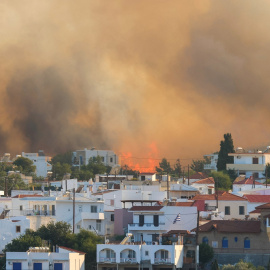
[120,258,137,263]
[99,257,116,263]
[154,258,171,264]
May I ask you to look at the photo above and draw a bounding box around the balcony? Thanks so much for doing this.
[22,210,55,216]
[81,212,104,220]
[99,257,116,263]
[154,258,171,264]
[120,258,137,264]
[128,223,166,231]
[226,164,265,171]
[204,164,216,170]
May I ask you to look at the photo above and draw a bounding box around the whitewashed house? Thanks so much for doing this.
[21,151,52,178]
[6,246,85,270]
[232,176,265,194]
[191,177,215,195]
[0,216,30,253]
[226,147,270,179]
[204,153,218,171]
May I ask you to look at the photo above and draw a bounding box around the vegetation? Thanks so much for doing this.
[3,221,103,270]
[199,243,214,268]
[13,157,36,175]
[217,133,235,171]
[210,171,232,191]
[51,151,73,165]
[190,156,211,173]
[221,260,264,270]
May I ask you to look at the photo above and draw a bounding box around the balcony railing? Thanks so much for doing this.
[22,210,55,216]
[120,258,137,263]
[99,257,116,263]
[154,258,171,264]
[129,223,165,227]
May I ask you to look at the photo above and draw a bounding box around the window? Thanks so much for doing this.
[16,226,21,233]
[244,237,250,249]
[253,172,259,179]
[145,251,149,256]
[54,263,63,270]
[222,237,228,248]
[101,157,105,162]
[78,205,82,212]
[96,220,101,231]
[139,215,144,226]
[88,225,92,229]
[141,176,145,181]
[12,262,22,270]
[161,250,168,259]
[111,214,114,221]
[239,206,245,215]
[128,250,136,259]
[202,237,208,244]
[235,237,238,242]
[19,205,23,211]
[253,157,259,164]
[106,249,116,259]
[77,225,81,229]
[33,262,42,270]
[153,215,159,227]
[225,206,230,215]
[110,200,114,206]
[91,205,97,213]
[110,157,113,163]
[208,189,212,195]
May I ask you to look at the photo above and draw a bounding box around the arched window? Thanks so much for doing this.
[244,237,250,249]
[222,237,228,248]
[202,237,208,245]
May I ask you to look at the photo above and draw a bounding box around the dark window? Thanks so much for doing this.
[239,206,245,215]
[253,172,259,179]
[253,157,259,164]
[141,176,145,181]
[12,262,22,270]
[111,214,114,221]
[225,206,230,215]
[153,215,159,227]
[91,205,97,213]
[16,226,21,233]
[33,262,42,270]
[152,233,159,242]
[54,263,63,270]
[110,157,113,162]
[244,237,250,249]
[19,205,23,211]
[235,237,238,242]
[139,215,144,226]
[222,237,228,248]
[202,237,208,244]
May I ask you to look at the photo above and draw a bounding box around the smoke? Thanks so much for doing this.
[1,1,270,163]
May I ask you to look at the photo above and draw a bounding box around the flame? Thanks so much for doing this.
[121,142,160,173]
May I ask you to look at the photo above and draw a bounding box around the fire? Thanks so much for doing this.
[120,142,160,173]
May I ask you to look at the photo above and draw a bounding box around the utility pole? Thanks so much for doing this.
[216,177,219,210]
[266,168,268,188]
[73,188,75,234]
[188,164,190,185]
[167,170,169,200]
[4,177,7,197]
[195,210,200,270]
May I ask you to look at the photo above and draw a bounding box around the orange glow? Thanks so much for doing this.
[121,142,160,173]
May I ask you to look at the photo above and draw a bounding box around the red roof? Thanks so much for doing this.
[255,203,270,210]
[233,176,262,185]
[129,206,163,211]
[12,194,43,198]
[193,220,260,233]
[190,172,208,179]
[139,172,156,175]
[244,195,270,203]
[192,200,205,211]
[167,202,194,206]
[192,192,247,201]
[58,246,86,255]
[193,177,215,185]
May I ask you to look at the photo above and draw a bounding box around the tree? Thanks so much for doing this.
[13,157,36,175]
[156,158,171,174]
[52,162,72,180]
[211,259,219,270]
[87,156,108,175]
[172,159,182,177]
[191,156,211,173]
[217,133,235,171]
[199,243,214,268]
[210,171,232,191]
[51,151,73,165]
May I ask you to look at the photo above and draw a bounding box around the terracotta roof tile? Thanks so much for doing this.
[193,177,215,185]
[192,220,260,233]
[12,194,43,198]
[255,203,270,210]
[167,202,194,206]
[244,195,270,203]
[193,192,246,201]
[190,172,208,179]
[234,176,262,185]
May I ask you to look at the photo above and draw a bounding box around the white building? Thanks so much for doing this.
[0,216,30,253]
[72,148,120,167]
[22,151,52,178]
[191,177,215,195]
[226,147,270,179]
[55,195,105,235]
[204,153,218,171]
[6,246,85,270]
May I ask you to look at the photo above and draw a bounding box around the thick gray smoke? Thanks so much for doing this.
[1,1,270,163]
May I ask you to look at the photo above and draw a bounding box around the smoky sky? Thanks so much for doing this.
[1,1,270,162]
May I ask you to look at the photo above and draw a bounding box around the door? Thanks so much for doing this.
[33,263,42,270]
[54,263,63,270]
[12,263,22,270]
